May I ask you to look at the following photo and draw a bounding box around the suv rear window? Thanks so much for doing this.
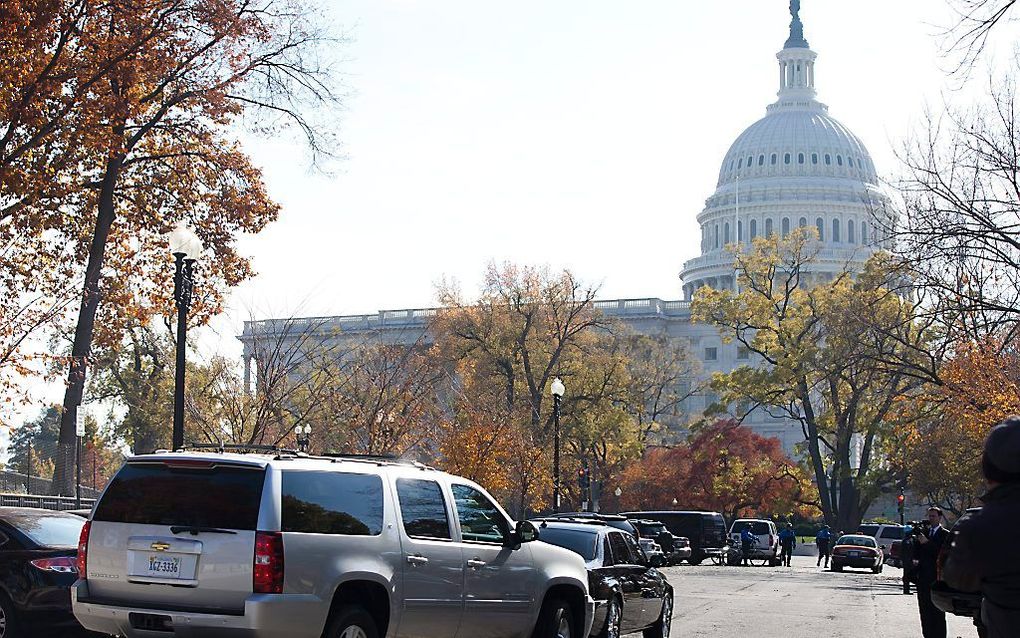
[733,521,771,534]
[536,527,598,561]
[858,525,880,537]
[282,471,383,535]
[94,462,265,530]
[880,527,903,539]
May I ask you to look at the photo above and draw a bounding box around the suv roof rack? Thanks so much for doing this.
[178,443,299,455]
[172,444,439,470]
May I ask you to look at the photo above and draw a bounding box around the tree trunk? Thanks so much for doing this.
[52,152,123,495]
[798,379,835,526]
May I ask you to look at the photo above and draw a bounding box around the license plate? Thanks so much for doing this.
[145,555,182,578]
[849,551,860,558]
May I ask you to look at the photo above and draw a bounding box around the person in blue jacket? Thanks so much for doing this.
[740,524,757,566]
[778,524,797,566]
[816,525,833,568]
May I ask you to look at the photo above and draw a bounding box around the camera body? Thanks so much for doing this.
[908,520,931,539]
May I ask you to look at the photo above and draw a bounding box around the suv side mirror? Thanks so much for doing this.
[515,520,538,543]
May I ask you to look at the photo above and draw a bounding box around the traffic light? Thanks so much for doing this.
[577,467,590,490]
[897,492,905,512]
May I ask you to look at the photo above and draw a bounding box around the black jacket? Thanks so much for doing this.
[915,523,947,584]
[943,483,1020,638]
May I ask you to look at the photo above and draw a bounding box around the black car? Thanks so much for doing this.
[0,507,86,637]
[532,518,673,638]
[622,510,728,565]
[630,519,692,565]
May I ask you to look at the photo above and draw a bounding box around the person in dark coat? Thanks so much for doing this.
[778,524,796,567]
[914,506,948,638]
[815,525,833,568]
[943,417,1020,638]
[900,524,915,595]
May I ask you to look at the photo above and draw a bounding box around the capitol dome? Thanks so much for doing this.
[679,1,889,301]
[716,110,878,187]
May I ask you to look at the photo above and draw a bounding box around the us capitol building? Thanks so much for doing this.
[240,3,890,455]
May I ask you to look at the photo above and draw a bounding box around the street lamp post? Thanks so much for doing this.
[550,377,565,513]
[297,424,312,453]
[169,223,202,451]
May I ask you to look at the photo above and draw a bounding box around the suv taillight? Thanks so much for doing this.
[76,521,91,578]
[768,534,774,547]
[253,531,284,594]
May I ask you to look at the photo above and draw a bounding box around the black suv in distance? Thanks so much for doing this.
[622,511,728,565]
[531,519,673,638]
[630,519,691,566]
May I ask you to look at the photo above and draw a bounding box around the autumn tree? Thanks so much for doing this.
[15,0,346,494]
[430,263,643,516]
[618,331,699,446]
[617,420,817,521]
[691,230,933,531]
[893,336,1020,514]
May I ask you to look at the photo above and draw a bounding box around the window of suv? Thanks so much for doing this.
[396,478,452,540]
[732,521,771,535]
[281,471,383,535]
[93,461,264,529]
[880,527,904,540]
[452,484,509,544]
[858,524,880,537]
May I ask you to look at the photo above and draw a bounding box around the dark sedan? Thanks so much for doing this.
[532,518,673,638]
[0,507,86,637]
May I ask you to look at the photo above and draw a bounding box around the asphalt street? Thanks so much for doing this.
[55,554,979,638]
[650,554,978,638]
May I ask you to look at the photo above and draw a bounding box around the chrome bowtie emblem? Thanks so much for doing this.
[150,542,171,552]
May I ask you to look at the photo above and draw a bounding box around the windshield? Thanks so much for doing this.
[10,513,85,547]
[838,535,876,547]
[536,527,598,561]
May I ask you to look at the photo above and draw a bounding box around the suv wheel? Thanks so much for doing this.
[598,596,622,638]
[536,598,576,638]
[325,605,379,638]
[0,593,19,638]
[642,592,672,638]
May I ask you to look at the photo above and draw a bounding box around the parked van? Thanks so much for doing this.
[620,510,727,565]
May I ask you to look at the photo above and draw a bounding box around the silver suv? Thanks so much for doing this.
[71,451,595,638]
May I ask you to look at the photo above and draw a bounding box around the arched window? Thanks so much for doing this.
[771,153,777,165]
[750,219,758,239]
[836,155,843,166]
[832,218,840,242]
[816,217,824,241]
[714,224,720,248]
[738,220,743,241]
[724,222,730,244]
[798,217,807,228]
[781,217,790,236]
[861,222,869,244]
[765,218,774,237]
[798,153,805,164]
[848,219,856,243]
[824,154,831,165]
[812,153,818,164]
[738,158,743,169]
[847,157,854,168]
[747,155,753,168]
[758,154,765,166]
[784,153,791,164]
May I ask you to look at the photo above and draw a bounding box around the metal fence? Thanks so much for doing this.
[0,469,101,500]
[0,492,95,511]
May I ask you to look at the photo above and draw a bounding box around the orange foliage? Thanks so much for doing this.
[618,420,818,521]
[896,337,1020,512]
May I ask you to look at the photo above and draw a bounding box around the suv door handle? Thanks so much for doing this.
[466,559,486,569]
[406,554,429,566]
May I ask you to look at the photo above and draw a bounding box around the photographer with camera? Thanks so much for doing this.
[943,417,1020,638]
[913,507,948,638]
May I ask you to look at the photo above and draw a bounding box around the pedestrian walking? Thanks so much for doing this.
[740,523,756,566]
[778,523,796,567]
[943,416,1020,638]
[913,506,948,638]
[815,525,833,568]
